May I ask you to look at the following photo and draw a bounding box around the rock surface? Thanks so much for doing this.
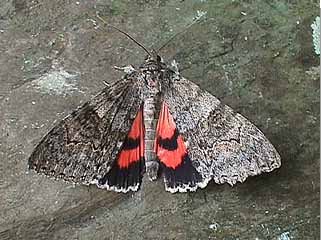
[0,0,319,239]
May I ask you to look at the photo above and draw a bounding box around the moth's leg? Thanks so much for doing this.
[170,60,179,73]
[114,65,136,74]
[102,80,110,86]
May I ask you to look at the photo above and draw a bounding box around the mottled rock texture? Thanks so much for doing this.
[0,0,319,239]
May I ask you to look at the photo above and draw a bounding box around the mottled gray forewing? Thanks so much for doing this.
[164,77,281,186]
[28,79,143,184]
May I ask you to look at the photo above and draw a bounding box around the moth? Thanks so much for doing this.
[28,29,281,193]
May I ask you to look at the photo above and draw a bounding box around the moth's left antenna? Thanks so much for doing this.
[96,14,151,56]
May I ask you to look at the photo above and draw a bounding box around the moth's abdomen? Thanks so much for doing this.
[144,97,159,180]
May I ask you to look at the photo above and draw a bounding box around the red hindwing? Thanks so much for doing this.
[117,107,145,169]
[154,102,187,169]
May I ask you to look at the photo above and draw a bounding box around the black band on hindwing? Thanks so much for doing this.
[157,128,179,151]
[122,136,140,150]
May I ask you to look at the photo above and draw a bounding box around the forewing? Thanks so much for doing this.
[28,78,144,188]
[163,76,281,188]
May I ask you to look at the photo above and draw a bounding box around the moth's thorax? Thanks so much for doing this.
[139,57,169,96]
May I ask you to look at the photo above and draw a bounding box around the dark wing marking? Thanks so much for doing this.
[97,106,145,192]
[163,75,281,191]
[154,102,202,193]
[28,77,144,192]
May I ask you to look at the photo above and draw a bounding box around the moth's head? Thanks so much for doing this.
[144,49,164,64]
[140,49,166,95]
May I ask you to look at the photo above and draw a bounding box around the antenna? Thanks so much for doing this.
[156,16,206,52]
[96,14,151,56]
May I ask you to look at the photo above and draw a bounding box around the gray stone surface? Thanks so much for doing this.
[0,0,319,239]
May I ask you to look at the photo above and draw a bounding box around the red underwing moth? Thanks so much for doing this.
[28,30,281,193]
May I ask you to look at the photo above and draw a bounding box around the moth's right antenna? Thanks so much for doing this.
[157,15,206,52]
[96,14,151,56]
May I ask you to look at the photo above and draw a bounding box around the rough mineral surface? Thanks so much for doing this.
[0,0,319,239]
